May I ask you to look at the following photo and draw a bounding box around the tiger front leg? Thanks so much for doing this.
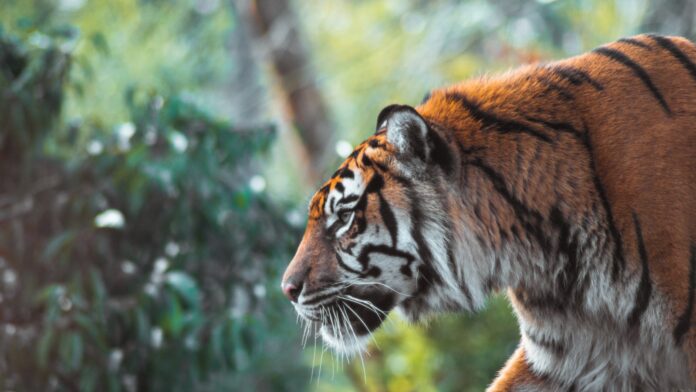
[487,346,561,392]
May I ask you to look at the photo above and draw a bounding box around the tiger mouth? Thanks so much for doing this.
[295,292,396,352]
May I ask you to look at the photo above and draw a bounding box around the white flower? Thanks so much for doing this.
[5,324,16,336]
[253,284,266,298]
[94,209,125,229]
[2,270,17,286]
[150,328,163,348]
[285,210,304,227]
[335,140,353,158]
[117,122,136,151]
[121,261,136,274]
[108,349,124,372]
[86,140,103,155]
[164,242,180,257]
[154,258,169,275]
[57,0,86,11]
[58,295,72,311]
[249,175,266,193]
[169,131,188,152]
[144,283,158,296]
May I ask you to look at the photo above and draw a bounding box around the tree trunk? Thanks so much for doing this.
[240,0,335,184]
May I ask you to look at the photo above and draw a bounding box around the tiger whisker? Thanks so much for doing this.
[340,294,389,318]
[341,299,381,350]
[301,318,311,348]
[339,303,368,382]
[335,307,346,368]
[330,307,344,376]
[310,321,318,383]
[342,279,412,297]
[317,308,326,382]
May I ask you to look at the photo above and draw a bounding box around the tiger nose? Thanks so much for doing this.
[281,280,303,302]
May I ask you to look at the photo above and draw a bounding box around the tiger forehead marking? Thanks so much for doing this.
[309,132,391,220]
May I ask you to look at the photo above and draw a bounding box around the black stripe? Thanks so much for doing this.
[523,116,583,139]
[365,172,384,194]
[409,192,435,268]
[526,330,565,356]
[549,65,604,91]
[468,159,550,249]
[404,187,443,292]
[334,182,344,193]
[536,75,575,101]
[648,34,696,84]
[456,140,486,187]
[378,192,399,247]
[618,37,652,50]
[456,143,487,156]
[580,120,626,280]
[329,196,336,214]
[521,142,542,193]
[448,244,474,307]
[318,184,330,197]
[674,244,696,345]
[550,206,588,306]
[514,286,566,314]
[338,194,359,206]
[428,128,454,174]
[627,212,652,326]
[335,253,363,275]
[356,244,416,276]
[593,47,672,115]
[361,153,372,167]
[338,168,355,179]
[368,139,388,150]
[420,91,432,105]
[447,92,553,143]
[367,154,413,189]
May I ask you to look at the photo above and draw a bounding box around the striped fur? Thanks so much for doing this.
[282,34,696,390]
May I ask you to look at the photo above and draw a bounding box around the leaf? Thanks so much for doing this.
[135,307,151,343]
[79,365,99,392]
[162,293,184,337]
[165,271,200,306]
[209,323,224,367]
[42,230,76,262]
[90,32,109,55]
[74,313,106,351]
[37,328,54,369]
[59,332,83,371]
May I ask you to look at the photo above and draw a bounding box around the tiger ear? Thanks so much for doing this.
[376,104,429,159]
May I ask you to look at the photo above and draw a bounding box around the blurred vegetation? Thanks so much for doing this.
[0,4,307,391]
[1,0,693,391]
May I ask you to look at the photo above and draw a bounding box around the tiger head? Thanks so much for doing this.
[281,104,485,354]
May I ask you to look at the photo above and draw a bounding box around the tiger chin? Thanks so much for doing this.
[281,34,696,391]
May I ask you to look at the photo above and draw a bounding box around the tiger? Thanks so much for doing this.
[281,34,696,391]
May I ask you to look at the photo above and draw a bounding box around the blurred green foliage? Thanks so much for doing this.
[0,21,306,392]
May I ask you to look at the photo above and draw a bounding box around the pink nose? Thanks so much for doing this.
[281,281,302,302]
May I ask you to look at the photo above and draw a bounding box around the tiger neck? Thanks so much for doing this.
[420,78,618,317]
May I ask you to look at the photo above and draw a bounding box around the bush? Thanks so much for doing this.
[0,29,308,392]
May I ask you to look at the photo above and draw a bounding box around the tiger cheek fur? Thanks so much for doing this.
[282,34,696,390]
